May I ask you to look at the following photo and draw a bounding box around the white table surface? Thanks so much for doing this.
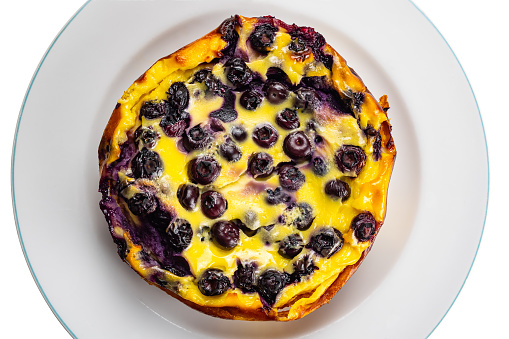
[3,1,506,337]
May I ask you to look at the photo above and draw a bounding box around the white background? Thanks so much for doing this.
[2,0,506,338]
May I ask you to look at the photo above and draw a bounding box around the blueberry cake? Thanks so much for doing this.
[98,15,396,321]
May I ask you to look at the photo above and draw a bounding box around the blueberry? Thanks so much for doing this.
[311,156,329,176]
[290,255,317,283]
[211,220,240,250]
[324,179,351,201]
[295,88,320,111]
[283,131,312,161]
[177,184,200,211]
[200,190,227,219]
[278,234,304,259]
[293,202,315,231]
[275,108,300,130]
[198,269,231,296]
[233,261,257,293]
[240,90,262,110]
[167,82,189,109]
[335,145,367,176]
[159,106,189,137]
[278,165,305,191]
[166,218,193,252]
[248,152,274,178]
[206,76,230,97]
[249,23,278,53]
[131,148,163,179]
[218,16,240,56]
[264,81,288,104]
[351,212,376,242]
[252,123,279,148]
[134,126,159,148]
[140,100,169,119]
[266,67,291,85]
[289,37,308,53]
[231,125,247,142]
[265,187,291,205]
[188,156,221,185]
[126,192,157,216]
[364,125,378,137]
[219,138,242,162]
[226,58,252,87]
[182,124,212,152]
[147,207,173,230]
[231,219,258,237]
[193,69,211,83]
[307,228,344,258]
[257,269,288,306]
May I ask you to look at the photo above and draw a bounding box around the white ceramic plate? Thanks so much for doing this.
[12,0,488,338]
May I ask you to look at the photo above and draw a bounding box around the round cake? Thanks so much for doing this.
[98,15,396,321]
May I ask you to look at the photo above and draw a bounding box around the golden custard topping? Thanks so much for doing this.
[98,15,396,321]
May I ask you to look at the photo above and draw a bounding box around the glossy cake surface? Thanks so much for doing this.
[98,15,396,321]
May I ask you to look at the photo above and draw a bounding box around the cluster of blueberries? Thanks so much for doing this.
[195,210,375,300]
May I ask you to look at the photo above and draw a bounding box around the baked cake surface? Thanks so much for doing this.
[98,15,396,321]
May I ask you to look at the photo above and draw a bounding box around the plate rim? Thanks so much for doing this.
[11,1,489,338]
[11,1,92,338]
[407,1,489,337]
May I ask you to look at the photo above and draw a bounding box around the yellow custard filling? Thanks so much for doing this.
[100,15,395,321]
